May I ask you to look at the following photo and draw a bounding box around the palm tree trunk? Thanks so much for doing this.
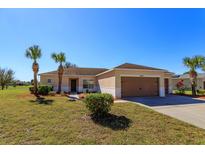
[32,62,39,96]
[191,84,196,96]
[34,72,38,95]
[191,78,197,96]
[57,65,64,94]
[58,73,62,94]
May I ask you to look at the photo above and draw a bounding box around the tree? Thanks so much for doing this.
[51,52,66,93]
[183,55,205,96]
[176,79,185,94]
[25,45,42,95]
[64,62,77,68]
[31,79,34,85]
[0,67,14,90]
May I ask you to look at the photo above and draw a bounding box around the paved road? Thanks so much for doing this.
[124,95,205,129]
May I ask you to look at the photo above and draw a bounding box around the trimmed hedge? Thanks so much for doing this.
[84,93,114,116]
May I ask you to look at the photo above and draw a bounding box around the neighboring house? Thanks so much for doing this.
[39,63,173,98]
[172,73,205,90]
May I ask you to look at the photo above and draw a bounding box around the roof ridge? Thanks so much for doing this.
[64,67,108,70]
[114,62,165,70]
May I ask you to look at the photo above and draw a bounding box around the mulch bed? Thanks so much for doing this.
[196,96,205,99]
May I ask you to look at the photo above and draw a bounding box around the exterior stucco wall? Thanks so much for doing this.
[96,71,116,97]
[40,74,97,92]
[40,68,173,98]
[172,78,205,90]
[40,74,59,90]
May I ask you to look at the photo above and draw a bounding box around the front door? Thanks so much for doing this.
[71,79,77,92]
[164,78,169,95]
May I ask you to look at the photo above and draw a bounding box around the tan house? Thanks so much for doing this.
[40,63,173,98]
[172,73,205,90]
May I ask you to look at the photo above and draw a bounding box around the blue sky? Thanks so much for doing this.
[1,9,205,81]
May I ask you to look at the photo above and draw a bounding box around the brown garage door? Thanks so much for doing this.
[121,77,159,97]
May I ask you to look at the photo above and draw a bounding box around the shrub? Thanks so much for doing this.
[176,80,185,94]
[38,85,53,95]
[197,90,205,95]
[84,93,114,116]
[175,89,185,95]
[29,86,34,94]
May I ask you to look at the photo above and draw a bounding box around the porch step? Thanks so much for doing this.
[68,94,79,101]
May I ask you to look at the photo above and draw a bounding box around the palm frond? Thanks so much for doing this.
[183,57,191,66]
[183,55,205,73]
[51,53,59,63]
[194,55,205,66]
[25,50,32,59]
[59,52,66,63]
[51,52,66,64]
[25,45,42,61]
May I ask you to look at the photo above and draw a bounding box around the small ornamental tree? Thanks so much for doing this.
[176,79,185,94]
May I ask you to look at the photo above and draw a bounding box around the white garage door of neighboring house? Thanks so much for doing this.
[121,77,159,97]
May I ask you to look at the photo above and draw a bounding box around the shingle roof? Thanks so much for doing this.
[40,67,108,76]
[114,63,166,71]
[40,63,173,76]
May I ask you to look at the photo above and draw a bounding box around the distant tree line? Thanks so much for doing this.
[0,67,14,90]
[0,67,31,90]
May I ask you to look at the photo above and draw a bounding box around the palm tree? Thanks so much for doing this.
[51,52,66,94]
[25,45,42,95]
[183,55,205,96]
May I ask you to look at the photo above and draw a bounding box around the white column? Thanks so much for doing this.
[159,77,165,97]
[115,76,121,99]
[78,78,83,92]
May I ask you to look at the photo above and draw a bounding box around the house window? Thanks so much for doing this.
[83,80,94,89]
[48,79,52,84]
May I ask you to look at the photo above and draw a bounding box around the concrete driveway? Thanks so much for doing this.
[124,95,205,107]
[123,95,205,129]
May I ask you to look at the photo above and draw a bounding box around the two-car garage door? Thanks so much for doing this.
[121,77,159,97]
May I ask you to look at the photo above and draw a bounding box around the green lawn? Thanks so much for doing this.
[1,87,205,144]
[173,90,205,96]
